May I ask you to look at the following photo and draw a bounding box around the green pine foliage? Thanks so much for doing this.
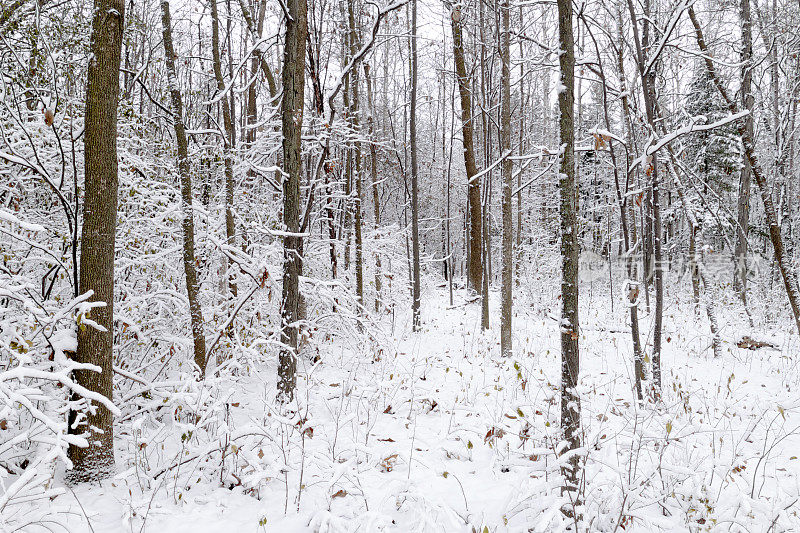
[684,62,741,193]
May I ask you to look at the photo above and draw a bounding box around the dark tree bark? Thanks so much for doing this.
[245,0,268,150]
[67,0,125,483]
[478,0,490,331]
[689,222,700,307]
[607,8,644,401]
[348,0,364,309]
[734,0,753,312]
[160,0,208,376]
[449,3,482,296]
[410,0,421,330]
[238,0,278,97]
[499,0,512,357]
[305,1,337,280]
[278,0,308,401]
[626,0,662,398]
[342,34,353,272]
[364,63,383,311]
[557,0,581,504]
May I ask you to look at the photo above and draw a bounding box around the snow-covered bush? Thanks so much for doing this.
[0,210,118,530]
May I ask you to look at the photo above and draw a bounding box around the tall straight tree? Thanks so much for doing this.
[626,0,663,397]
[278,0,308,400]
[410,0,421,329]
[449,2,482,296]
[244,0,267,151]
[734,0,753,310]
[210,0,237,297]
[160,0,208,376]
[364,62,383,311]
[348,0,365,309]
[67,0,124,483]
[499,0,512,357]
[608,8,643,401]
[557,0,581,505]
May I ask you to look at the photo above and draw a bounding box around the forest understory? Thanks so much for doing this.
[50,275,800,532]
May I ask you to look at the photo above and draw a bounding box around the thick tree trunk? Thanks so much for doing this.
[410,0,421,329]
[499,0,512,357]
[278,0,308,401]
[160,0,208,377]
[67,0,124,483]
[449,4,482,295]
[557,0,581,506]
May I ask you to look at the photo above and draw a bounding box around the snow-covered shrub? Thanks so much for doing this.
[0,210,118,530]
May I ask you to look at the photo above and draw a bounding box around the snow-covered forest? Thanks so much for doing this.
[2,0,800,529]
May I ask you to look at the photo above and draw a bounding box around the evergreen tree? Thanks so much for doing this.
[685,62,741,193]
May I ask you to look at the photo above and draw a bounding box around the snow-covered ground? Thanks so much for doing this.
[57,281,800,532]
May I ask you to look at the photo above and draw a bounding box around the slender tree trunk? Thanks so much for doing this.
[210,0,238,297]
[444,67,455,306]
[499,0,513,357]
[608,9,643,401]
[516,5,524,283]
[478,0,490,330]
[666,155,722,356]
[67,0,124,483]
[160,0,208,377]
[449,3,482,295]
[689,222,700,308]
[364,63,383,311]
[278,0,308,401]
[238,0,280,211]
[342,24,353,272]
[626,0,662,398]
[689,6,800,336]
[734,0,753,313]
[410,0,421,329]
[557,0,581,506]
[245,0,267,151]
[348,0,364,309]
[305,6,337,280]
